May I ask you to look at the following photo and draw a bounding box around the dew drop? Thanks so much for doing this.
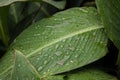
[46,25,53,28]
[79,8,88,13]
[48,69,50,72]
[13,39,16,43]
[62,39,66,43]
[32,77,35,80]
[92,32,96,36]
[57,60,64,65]
[75,54,78,58]
[70,60,74,63]
[44,60,48,64]
[55,51,62,56]
[33,33,41,36]
[37,58,40,60]
[18,64,21,67]
[69,47,75,51]
[62,18,65,20]
[55,45,59,49]
[38,66,43,71]
[60,45,63,48]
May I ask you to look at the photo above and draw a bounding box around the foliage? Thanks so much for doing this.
[0,0,119,80]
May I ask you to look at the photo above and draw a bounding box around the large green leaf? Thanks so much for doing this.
[47,68,117,80]
[0,7,108,79]
[0,0,66,9]
[96,0,120,67]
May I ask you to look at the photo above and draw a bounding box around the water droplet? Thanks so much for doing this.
[38,66,43,71]
[55,45,59,49]
[32,77,35,80]
[92,32,96,36]
[33,33,41,36]
[70,60,73,63]
[66,63,69,65]
[57,55,70,65]
[54,18,57,21]
[37,58,40,60]
[64,55,70,60]
[55,51,62,56]
[62,39,66,42]
[46,25,53,28]
[62,18,65,20]
[60,45,63,48]
[79,8,88,13]
[48,69,50,72]
[44,60,48,64]
[43,72,46,74]
[57,60,64,65]
[75,54,78,58]
[18,64,21,67]
[13,39,16,43]
[69,47,75,51]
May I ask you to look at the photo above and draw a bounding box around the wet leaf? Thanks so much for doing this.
[47,68,117,80]
[96,0,120,67]
[0,7,107,79]
[11,50,40,80]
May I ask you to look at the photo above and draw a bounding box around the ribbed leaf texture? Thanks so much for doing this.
[96,0,120,67]
[0,7,108,79]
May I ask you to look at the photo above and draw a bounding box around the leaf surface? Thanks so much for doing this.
[47,68,117,80]
[0,7,107,79]
[0,6,10,46]
[96,0,120,67]
[11,50,40,80]
[0,0,66,9]
[43,0,66,9]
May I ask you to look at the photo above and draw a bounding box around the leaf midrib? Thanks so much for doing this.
[0,25,103,76]
[27,25,103,57]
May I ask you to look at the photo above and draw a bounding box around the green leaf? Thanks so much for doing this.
[0,0,66,9]
[117,51,120,67]
[42,0,66,9]
[96,0,120,67]
[11,50,40,80]
[0,0,28,7]
[66,68,117,80]
[0,6,10,46]
[0,7,107,79]
[47,68,117,80]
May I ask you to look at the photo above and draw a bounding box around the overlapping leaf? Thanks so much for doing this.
[96,0,120,67]
[0,6,10,46]
[0,0,66,9]
[47,68,117,80]
[0,7,108,79]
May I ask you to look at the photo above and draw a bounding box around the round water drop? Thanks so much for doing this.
[18,64,21,67]
[44,60,48,64]
[79,8,88,13]
[55,51,62,56]
[38,66,43,71]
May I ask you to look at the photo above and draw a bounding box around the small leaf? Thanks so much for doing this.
[0,6,10,46]
[0,7,108,79]
[11,50,40,80]
[48,68,117,80]
[43,0,66,9]
[117,51,120,67]
[96,0,120,67]
[0,0,28,7]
